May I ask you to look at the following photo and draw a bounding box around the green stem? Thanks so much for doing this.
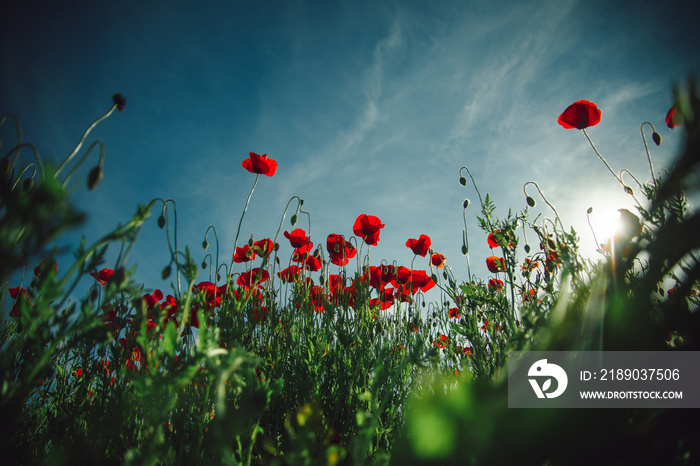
[230,174,260,272]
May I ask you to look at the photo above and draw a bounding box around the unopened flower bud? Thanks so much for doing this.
[587,207,593,215]
[87,166,104,190]
[623,185,634,195]
[463,199,470,209]
[202,240,209,250]
[22,178,33,191]
[319,275,325,285]
[526,196,536,207]
[274,242,279,252]
[161,265,171,280]
[442,271,448,280]
[524,244,531,253]
[290,215,298,226]
[216,273,221,281]
[652,131,662,146]
[248,236,254,247]
[459,176,467,186]
[157,215,166,229]
[461,244,468,255]
[201,261,207,270]
[431,273,438,283]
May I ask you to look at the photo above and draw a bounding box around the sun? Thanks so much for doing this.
[593,209,622,244]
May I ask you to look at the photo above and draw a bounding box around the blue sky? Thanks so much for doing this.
[2,0,699,303]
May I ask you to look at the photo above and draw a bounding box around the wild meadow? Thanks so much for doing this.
[1,82,699,465]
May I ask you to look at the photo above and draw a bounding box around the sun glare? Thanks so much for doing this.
[593,209,622,243]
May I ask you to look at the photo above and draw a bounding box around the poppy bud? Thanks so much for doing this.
[461,244,468,255]
[275,256,281,265]
[87,166,104,190]
[526,196,536,207]
[157,215,166,229]
[524,244,531,253]
[216,273,221,281]
[162,265,171,280]
[463,199,470,209]
[459,176,467,186]
[319,275,325,285]
[587,207,593,215]
[201,261,207,270]
[291,215,298,226]
[23,178,33,191]
[623,185,634,195]
[652,131,661,146]
[248,236,254,247]
[431,273,438,283]
[202,240,209,250]
[442,271,448,280]
[274,242,279,251]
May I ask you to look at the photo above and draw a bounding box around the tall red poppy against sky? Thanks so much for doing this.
[241,152,278,177]
[406,234,431,257]
[557,100,601,129]
[327,234,357,266]
[486,256,506,273]
[284,228,310,248]
[353,214,385,246]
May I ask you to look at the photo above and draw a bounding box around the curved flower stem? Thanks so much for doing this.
[459,165,492,231]
[619,169,643,189]
[229,174,260,272]
[0,114,22,147]
[5,143,45,181]
[640,122,658,188]
[11,164,36,191]
[586,208,601,251]
[581,128,626,187]
[204,225,220,283]
[61,140,104,188]
[55,103,117,178]
[523,181,564,232]
[157,199,181,294]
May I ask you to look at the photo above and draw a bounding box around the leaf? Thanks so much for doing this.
[542,379,552,392]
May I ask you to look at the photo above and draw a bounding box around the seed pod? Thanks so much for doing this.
[87,166,104,190]
[526,196,536,207]
[462,244,468,255]
[431,273,438,283]
[652,131,662,146]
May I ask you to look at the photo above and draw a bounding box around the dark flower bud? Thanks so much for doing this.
[87,166,104,190]
[652,131,661,146]
[461,244,468,255]
[273,242,279,252]
[22,178,33,191]
[275,256,281,265]
[216,273,221,281]
[162,265,171,280]
[319,275,325,286]
[431,273,438,283]
[459,176,467,186]
[526,196,536,207]
[463,199,470,209]
[248,236,254,247]
[157,215,166,229]
[201,261,207,270]
[112,93,126,112]
[291,215,298,226]
[202,240,209,250]
[587,207,593,215]
[623,185,634,195]
[442,271,448,280]
[299,199,304,206]
[524,244,531,253]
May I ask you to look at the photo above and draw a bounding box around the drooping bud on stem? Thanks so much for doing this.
[87,166,103,190]
[526,196,536,207]
[157,215,166,229]
[652,131,662,146]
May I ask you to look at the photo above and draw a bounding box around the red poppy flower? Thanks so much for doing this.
[665,104,682,129]
[112,93,126,112]
[488,278,504,292]
[486,256,506,273]
[242,152,278,177]
[233,244,256,263]
[141,289,163,310]
[8,286,31,317]
[285,229,310,248]
[34,260,57,278]
[304,255,322,272]
[237,268,270,288]
[430,252,446,269]
[278,265,301,283]
[406,234,431,257]
[487,230,513,248]
[292,242,314,262]
[253,238,274,257]
[558,100,601,129]
[326,234,356,266]
[448,307,460,319]
[90,268,115,285]
[353,214,385,246]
